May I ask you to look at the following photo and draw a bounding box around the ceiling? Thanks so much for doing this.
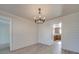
[62,4,79,16]
[0,4,79,21]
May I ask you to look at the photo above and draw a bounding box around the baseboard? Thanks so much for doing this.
[38,42,52,46]
[11,42,38,52]
[62,48,79,54]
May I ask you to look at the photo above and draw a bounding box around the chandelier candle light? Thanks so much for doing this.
[34,8,45,24]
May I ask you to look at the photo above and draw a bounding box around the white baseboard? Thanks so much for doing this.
[62,48,79,54]
[11,42,37,51]
[38,42,52,46]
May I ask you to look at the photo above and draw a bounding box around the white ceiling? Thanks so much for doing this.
[0,4,62,21]
[0,4,79,21]
[62,4,79,15]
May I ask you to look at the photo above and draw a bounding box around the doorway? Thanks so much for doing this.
[0,17,10,53]
[52,22,62,54]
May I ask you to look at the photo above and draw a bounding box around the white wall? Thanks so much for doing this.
[12,16,37,50]
[62,12,79,53]
[0,11,38,51]
[38,19,61,45]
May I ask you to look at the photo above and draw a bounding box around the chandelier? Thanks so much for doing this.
[33,8,45,24]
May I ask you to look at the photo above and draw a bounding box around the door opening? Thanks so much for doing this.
[0,17,10,53]
[52,22,62,54]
